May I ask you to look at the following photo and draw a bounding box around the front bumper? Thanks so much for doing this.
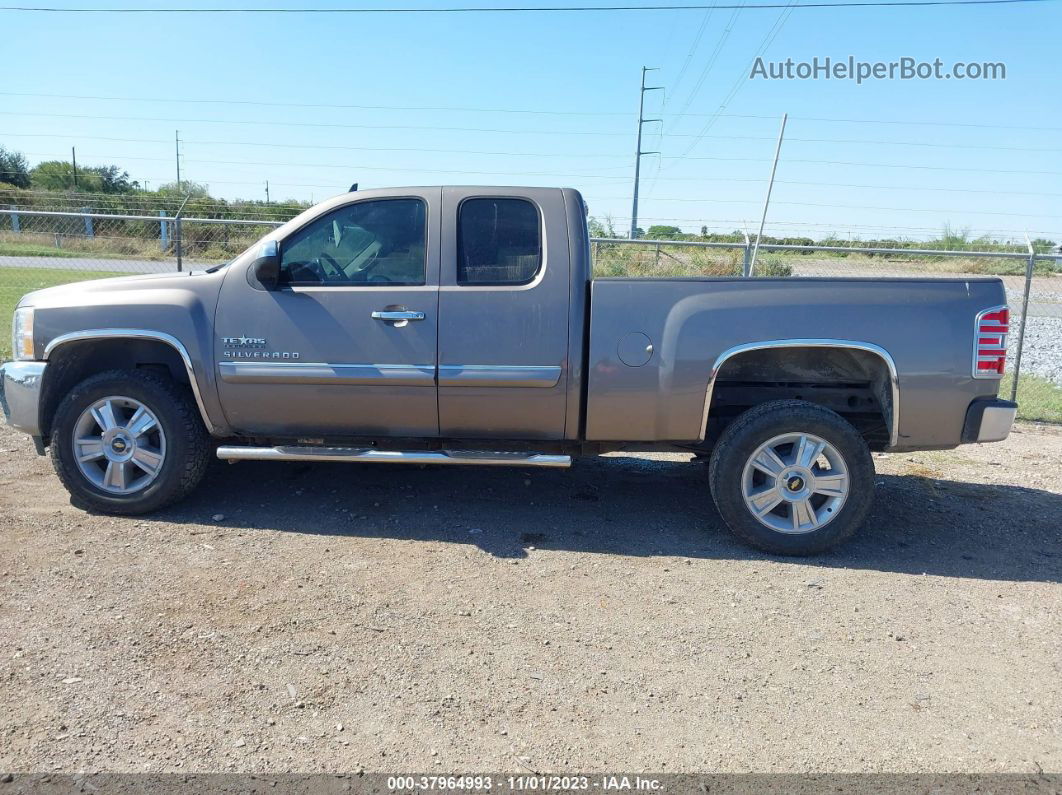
[961,397,1017,444]
[0,360,48,437]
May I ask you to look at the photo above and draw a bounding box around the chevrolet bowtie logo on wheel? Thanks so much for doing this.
[222,336,267,348]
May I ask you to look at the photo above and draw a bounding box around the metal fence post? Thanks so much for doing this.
[8,206,19,233]
[1009,241,1036,403]
[175,216,183,272]
[174,193,192,272]
[742,230,752,277]
[654,242,661,268]
[159,210,168,251]
[81,207,94,238]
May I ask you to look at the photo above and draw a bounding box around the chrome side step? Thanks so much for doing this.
[216,445,572,468]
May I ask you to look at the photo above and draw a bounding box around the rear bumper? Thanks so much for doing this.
[961,397,1017,444]
[0,360,48,437]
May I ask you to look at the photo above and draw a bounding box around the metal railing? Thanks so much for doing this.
[1,208,1059,419]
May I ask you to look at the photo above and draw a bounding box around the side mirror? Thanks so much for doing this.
[250,240,280,290]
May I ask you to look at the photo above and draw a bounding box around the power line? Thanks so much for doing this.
[0,0,1051,11]
[672,3,744,119]
[8,114,1057,152]
[676,0,796,157]
[668,4,721,99]
[656,181,1062,197]
[1,131,631,159]
[659,155,1062,175]
[6,143,1058,175]
[15,149,630,172]
[0,90,632,117]
[772,114,1062,131]
[12,155,1061,197]
[0,110,632,137]
[5,91,1059,132]
[592,189,1062,218]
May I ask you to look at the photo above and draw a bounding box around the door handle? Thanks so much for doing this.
[371,307,424,324]
[372,310,425,322]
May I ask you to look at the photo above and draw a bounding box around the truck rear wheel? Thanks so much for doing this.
[50,369,211,515]
[708,400,874,555]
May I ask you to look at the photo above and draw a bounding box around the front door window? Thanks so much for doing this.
[280,198,427,286]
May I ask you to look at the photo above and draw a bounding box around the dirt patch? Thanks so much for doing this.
[0,422,1059,773]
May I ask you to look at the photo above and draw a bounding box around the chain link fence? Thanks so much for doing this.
[2,207,1060,422]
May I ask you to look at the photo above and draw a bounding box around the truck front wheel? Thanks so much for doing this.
[708,400,875,555]
[50,369,211,515]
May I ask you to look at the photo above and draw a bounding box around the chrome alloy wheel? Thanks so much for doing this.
[740,432,849,534]
[72,396,167,495]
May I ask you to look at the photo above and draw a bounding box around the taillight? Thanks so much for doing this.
[973,305,1009,378]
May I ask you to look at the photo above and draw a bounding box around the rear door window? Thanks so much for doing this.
[457,198,541,285]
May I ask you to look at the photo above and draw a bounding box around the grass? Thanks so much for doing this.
[1000,373,1062,424]
[0,229,254,264]
[0,241,88,259]
[1,267,125,360]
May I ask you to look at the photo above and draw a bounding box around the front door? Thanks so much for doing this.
[214,188,441,437]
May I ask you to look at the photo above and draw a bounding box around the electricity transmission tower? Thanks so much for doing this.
[630,66,662,240]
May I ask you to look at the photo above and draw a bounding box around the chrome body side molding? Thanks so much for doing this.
[216,445,572,468]
[42,328,218,433]
[701,339,901,448]
[438,365,562,388]
[218,361,435,387]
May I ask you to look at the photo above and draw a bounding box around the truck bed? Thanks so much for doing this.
[585,276,1008,450]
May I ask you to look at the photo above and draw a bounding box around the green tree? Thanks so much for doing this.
[588,214,621,239]
[30,160,99,191]
[89,165,138,193]
[646,225,683,240]
[30,161,139,193]
[0,145,31,189]
[158,181,211,198]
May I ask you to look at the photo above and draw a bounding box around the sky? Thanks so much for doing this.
[1,0,1060,242]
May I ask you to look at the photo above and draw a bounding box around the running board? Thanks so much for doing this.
[215,445,572,468]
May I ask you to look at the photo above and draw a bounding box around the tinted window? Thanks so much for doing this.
[280,198,426,286]
[457,198,541,285]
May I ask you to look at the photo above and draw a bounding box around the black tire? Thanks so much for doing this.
[50,369,211,515]
[708,399,874,556]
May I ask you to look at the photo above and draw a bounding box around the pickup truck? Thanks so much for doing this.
[1,186,1017,555]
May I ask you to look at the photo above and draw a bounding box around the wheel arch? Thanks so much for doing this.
[40,329,217,440]
[701,339,900,449]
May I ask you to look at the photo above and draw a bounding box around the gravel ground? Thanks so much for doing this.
[0,421,1060,774]
[1008,316,1062,386]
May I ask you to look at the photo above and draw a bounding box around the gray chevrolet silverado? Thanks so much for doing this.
[1,186,1017,554]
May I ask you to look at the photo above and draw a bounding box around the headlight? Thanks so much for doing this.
[12,307,35,361]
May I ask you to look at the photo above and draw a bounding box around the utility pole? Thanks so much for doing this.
[748,112,788,277]
[265,180,270,205]
[71,146,78,190]
[175,130,182,194]
[630,66,662,240]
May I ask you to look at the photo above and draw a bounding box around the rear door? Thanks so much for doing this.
[437,187,571,439]
[214,188,441,437]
